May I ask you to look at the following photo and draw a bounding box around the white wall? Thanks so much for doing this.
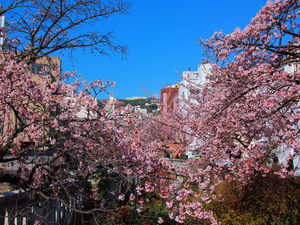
[178,63,212,101]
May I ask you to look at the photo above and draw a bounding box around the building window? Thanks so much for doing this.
[31,64,51,76]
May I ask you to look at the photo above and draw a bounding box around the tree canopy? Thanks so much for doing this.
[0,0,300,224]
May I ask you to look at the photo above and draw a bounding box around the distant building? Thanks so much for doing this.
[178,63,211,103]
[160,84,179,114]
[1,56,62,154]
[31,56,62,83]
[160,63,212,114]
[98,93,123,117]
[277,62,300,174]
[281,62,298,75]
[134,105,147,114]
[125,96,148,100]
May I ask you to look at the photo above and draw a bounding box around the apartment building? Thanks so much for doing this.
[160,84,179,113]
[160,63,212,115]
[31,56,62,82]
[0,56,62,158]
[178,63,211,103]
[277,62,300,174]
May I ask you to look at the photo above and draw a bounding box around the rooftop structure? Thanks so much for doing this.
[178,63,212,102]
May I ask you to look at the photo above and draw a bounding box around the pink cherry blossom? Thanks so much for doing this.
[158,217,164,224]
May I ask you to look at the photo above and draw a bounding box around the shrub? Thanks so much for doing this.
[206,171,300,224]
[101,197,174,225]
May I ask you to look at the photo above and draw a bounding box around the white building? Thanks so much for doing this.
[277,62,300,174]
[178,63,212,104]
[177,63,212,158]
[125,96,148,100]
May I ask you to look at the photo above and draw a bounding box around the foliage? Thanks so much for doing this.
[0,0,300,224]
[0,52,170,223]
[206,171,300,224]
[102,198,175,225]
[185,0,300,175]
[120,98,158,113]
[121,98,152,106]
[136,0,300,223]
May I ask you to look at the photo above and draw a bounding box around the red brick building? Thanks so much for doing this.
[160,84,179,114]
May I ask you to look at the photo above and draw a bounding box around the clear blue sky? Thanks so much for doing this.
[62,0,268,99]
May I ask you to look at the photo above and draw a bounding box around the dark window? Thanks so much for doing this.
[31,64,51,76]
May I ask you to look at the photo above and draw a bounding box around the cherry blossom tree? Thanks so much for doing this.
[1,0,300,224]
[0,54,176,224]
[132,0,300,224]
[1,0,131,64]
[155,0,299,222]
[0,51,174,224]
[193,0,300,177]
[0,54,129,222]
[0,0,158,224]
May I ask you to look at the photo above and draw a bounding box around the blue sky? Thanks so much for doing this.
[62,0,268,99]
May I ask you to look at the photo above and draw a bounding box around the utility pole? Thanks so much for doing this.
[0,4,5,46]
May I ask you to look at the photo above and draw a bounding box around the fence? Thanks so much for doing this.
[0,176,134,225]
[0,160,183,224]
[0,189,89,225]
